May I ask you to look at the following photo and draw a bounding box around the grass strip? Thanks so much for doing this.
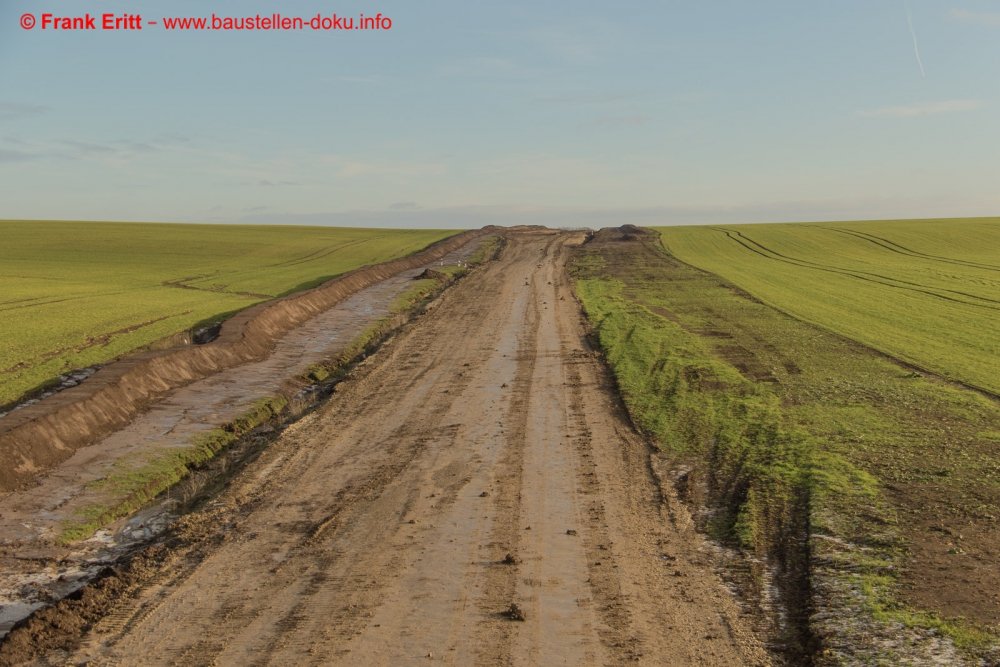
[59,396,287,544]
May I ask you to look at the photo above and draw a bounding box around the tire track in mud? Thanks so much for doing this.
[467,239,551,666]
[126,305,501,665]
[44,232,773,667]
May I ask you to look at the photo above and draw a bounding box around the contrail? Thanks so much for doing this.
[905,0,926,77]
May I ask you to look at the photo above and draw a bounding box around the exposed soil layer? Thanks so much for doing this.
[1,233,773,666]
[0,229,491,493]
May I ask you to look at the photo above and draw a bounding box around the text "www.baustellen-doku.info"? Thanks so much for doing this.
[19,13,392,31]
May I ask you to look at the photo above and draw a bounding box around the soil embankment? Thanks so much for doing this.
[0,229,491,493]
[3,232,773,666]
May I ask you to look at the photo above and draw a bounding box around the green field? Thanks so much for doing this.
[657,219,1000,395]
[572,226,1000,662]
[0,221,459,408]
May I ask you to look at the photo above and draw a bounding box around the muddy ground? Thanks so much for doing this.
[1,232,773,666]
[0,238,488,639]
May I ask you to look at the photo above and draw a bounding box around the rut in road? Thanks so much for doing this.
[64,233,773,666]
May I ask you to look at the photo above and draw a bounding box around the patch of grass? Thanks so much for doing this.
[574,272,828,558]
[571,232,1000,661]
[467,235,503,265]
[657,218,1000,395]
[58,396,287,543]
[859,574,997,651]
[0,221,461,407]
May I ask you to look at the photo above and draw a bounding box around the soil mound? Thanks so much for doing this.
[589,225,653,244]
[413,269,449,281]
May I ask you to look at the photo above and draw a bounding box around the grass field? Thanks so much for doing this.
[657,219,1000,396]
[0,221,459,408]
[572,228,1000,663]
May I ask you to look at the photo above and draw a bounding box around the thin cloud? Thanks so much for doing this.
[859,100,984,117]
[595,115,648,127]
[339,76,380,83]
[257,179,298,187]
[0,149,35,163]
[437,57,528,80]
[535,93,640,106]
[904,1,925,77]
[949,8,1000,25]
[389,201,420,210]
[60,139,156,158]
[520,19,625,64]
[0,103,47,122]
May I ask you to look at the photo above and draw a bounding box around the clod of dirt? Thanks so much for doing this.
[408,519,419,524]
[501,383,507,388]
[479,491,490,497]
[502,552,520,565]
[503,603,526,622]
[414,268,448,281]
[566,529,578,536]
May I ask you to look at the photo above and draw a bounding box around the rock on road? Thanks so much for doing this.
[65,232,772,666]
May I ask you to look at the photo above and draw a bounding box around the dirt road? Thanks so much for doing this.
[60,233,771,666]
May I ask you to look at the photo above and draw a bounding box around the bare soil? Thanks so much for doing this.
[2,233,772,666]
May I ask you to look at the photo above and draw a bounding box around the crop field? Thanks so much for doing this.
[656,218,1000,396]
[572,226,1000,664]
[0,221,458,408]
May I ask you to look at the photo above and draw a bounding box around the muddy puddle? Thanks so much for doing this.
[0,367,102,421]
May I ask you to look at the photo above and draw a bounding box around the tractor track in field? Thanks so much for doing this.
[1,231,774,666]
[707,227,1000,310]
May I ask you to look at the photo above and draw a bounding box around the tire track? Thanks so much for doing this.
[51,232,772,667]
[708,227,1000,310]
[821,226,1000,273]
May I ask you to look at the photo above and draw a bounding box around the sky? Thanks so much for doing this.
[1,0,999,228]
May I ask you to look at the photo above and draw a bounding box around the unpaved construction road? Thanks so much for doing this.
[52,233,771,666]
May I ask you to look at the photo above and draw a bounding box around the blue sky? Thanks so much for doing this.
[2,0,999,227]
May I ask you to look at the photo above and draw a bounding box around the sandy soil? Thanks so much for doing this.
[24,233,773,666]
